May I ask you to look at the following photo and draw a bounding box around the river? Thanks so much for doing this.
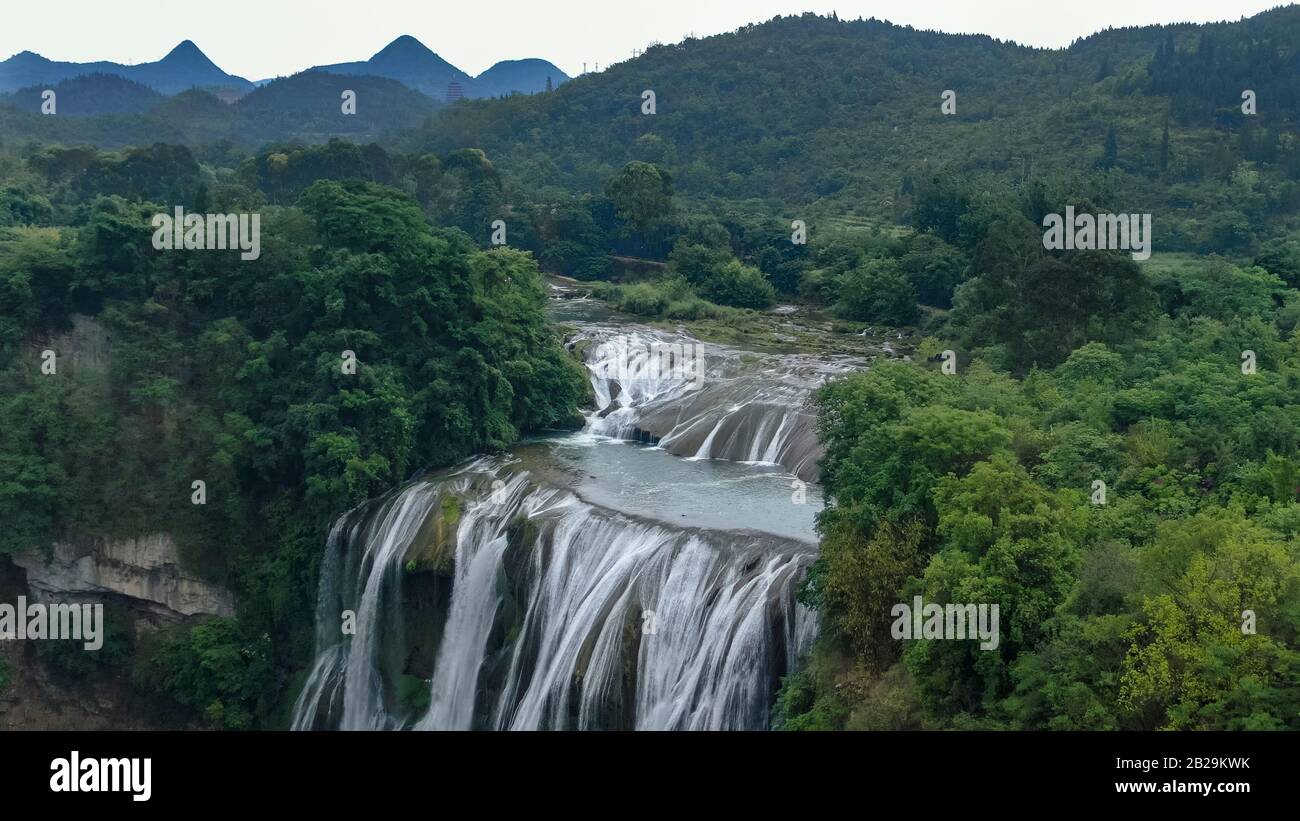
[289,286,866,730]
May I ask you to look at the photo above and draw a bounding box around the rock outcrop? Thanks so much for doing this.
[14,534,235,621]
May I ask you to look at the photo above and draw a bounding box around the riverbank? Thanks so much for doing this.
[547,275,918,360]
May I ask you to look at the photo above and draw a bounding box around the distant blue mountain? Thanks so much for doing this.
[0,40,254,95]
[473,58,568,98]
[0,36,567,105]
[310,36,568,99]
[310,35,471,99]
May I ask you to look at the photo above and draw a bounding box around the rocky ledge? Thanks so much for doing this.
[13,534,235,621]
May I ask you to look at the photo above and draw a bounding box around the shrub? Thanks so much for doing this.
[698,259,776,309]
[834,257,920,325]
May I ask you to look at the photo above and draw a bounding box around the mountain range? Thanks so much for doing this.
[1,5,1296,234]
[0,36,569,101]
[304,34,566,98]
[402,6,1300,222]
[0,40,254,96]
[0,70,441,144]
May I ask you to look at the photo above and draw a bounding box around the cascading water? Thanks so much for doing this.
[292,315,847,731]
[572,325,858,481]
[291,461,816,730]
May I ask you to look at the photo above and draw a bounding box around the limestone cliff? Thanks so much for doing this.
[13,534,235,621]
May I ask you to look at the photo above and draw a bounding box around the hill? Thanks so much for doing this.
[3,9,1299,249]
[234,71,441,139]
[310,35,472,100]
[0,40,254,95]
[402,7,1300,244]
[0,72,439,149]
[0,73,164,116]
[473,58,569,98]
[310,35,568,99]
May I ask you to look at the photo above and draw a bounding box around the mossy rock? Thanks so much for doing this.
[402,493,461,575]
[569,337,594,363]
[396,674,431,720]
[500,588,525,648]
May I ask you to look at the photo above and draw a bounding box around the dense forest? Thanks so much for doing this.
[0,144,589,725]
[777,183,1300,729]
[410,9,1300,237]
[1,8,1298,728]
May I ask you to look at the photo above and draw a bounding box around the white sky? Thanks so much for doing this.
[0,0,1285,80]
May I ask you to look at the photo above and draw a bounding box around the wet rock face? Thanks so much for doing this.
[628,383,824,481]
[13,534,236,621]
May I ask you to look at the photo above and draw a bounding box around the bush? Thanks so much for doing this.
[900,231,968,308]
[797,266,835,303]
[668,240,732,286]
[834,257,920,325]
[36,602,135,679]
[698,259,776,309]
[615,282,671,316]
[134,618,275,730]
[1254,238,1300,287]
[664,298,723,320]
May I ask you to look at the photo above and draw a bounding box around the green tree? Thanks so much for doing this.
[835,257,920,325]
[1120,514,1300,729]
[951,216,1159,371]
[697,258,775,309]
[605,161,674,251]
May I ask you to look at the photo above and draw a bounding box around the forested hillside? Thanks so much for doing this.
[776,181,1300,730]
[0,144,588,726]
[0,72,442,148]
[1,8,1299,730]
[410,8,1300,241]
[0,74,164,116]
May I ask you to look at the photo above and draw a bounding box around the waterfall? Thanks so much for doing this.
[291,461,816,730]
[574,326,855,481]
[291,327,845,731]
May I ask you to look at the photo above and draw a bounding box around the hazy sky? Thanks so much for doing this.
[0,0,1284,79]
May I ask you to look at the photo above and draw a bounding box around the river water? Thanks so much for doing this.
[290,288,863,730]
